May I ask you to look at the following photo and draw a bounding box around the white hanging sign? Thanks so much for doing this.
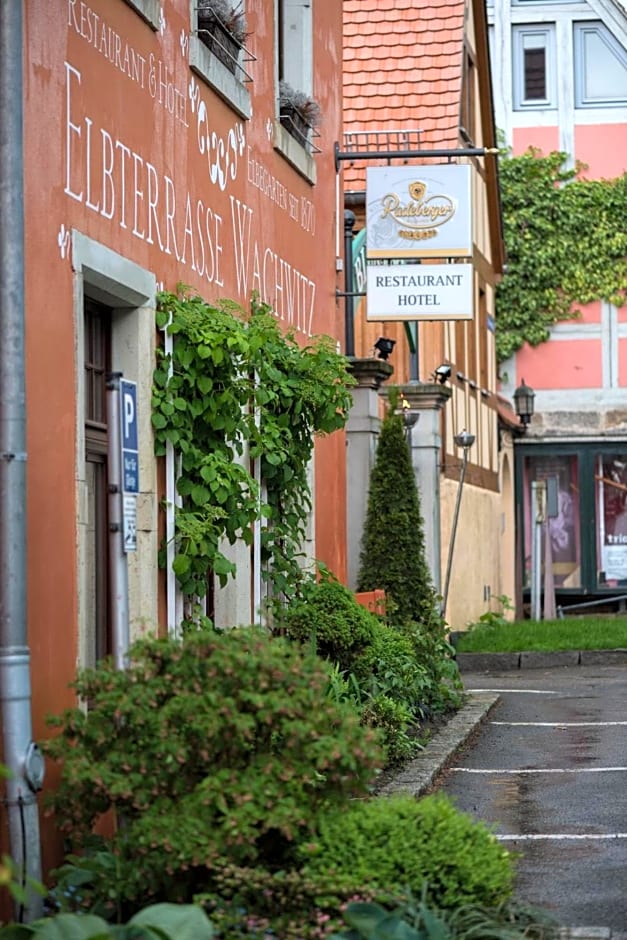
[366,263,474,321]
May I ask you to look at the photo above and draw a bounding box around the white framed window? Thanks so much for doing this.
[574,22,627,107]
[274,0,317,182]
[189,1,252,119]
[512,25,557,110]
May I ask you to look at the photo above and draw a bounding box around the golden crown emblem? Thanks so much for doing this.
[408,181,426,201]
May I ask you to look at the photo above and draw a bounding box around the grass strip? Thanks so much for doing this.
[455,616,627,653]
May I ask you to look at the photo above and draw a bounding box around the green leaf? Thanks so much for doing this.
[129,904,214,940]
[31,913,112,940]
[172,554,192,576]
[0,927,34,939]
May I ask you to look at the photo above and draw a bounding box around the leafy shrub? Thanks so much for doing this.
[45,629,383,909]
[277,576,378,670]
[330,895,559,940]
[197,864,389,939]
[397,620,463,713]
[360,694,419,765]
[353,622,430,705]
[357,402,439,626]
[299,794,515,911]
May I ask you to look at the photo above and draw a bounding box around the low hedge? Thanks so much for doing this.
[299,793,515,912]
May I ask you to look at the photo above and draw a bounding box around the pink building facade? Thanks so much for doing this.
[488,0,627,609]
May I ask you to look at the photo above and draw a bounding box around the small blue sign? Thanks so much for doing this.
[120,380,139,494]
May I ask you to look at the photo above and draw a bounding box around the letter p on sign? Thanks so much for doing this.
[121,380,138,451]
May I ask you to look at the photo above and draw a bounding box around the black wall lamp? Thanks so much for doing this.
[432,363,452,385]
[513,378,535,430]
[374,336,396,360]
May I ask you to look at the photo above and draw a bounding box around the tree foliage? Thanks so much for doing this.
[356,400,438,625]
[496,148,627,362]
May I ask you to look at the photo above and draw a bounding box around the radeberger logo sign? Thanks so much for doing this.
[366,165,472,259]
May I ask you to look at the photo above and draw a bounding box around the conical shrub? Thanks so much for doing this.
[356,400,438,625]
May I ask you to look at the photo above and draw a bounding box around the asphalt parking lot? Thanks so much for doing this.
[442,664,627,934]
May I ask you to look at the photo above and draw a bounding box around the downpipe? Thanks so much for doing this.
[0,0,44,918]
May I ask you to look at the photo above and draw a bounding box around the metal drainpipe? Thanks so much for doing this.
[344,211,356,357]
[0,0,44,919]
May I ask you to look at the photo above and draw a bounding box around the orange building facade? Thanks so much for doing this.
[342,0,516,629]
[18,0,346,873]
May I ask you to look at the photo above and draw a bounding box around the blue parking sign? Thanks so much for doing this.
[120,380,139,494]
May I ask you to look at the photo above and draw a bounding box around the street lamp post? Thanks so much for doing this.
[442,431,476,620]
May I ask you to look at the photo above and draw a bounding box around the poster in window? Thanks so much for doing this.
[598,456,627,583]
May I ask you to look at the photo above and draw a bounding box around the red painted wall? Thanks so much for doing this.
[23,0,346,871]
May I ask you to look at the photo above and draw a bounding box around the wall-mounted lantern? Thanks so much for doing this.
[513,378,535,430]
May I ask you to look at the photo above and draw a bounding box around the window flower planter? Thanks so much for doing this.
[278,80,321,153]
[197,2,248,75]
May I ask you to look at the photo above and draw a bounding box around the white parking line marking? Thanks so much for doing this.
[451,767,627,774]
[491,721,627,727]
[466,688,560,694]
[496,833,627,842]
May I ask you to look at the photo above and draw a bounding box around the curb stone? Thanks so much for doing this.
[455,648,627,672]
[380,690,623,938]
[377,691,498,797]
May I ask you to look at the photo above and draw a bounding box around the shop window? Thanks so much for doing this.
[596,455,627,586]
[523,455,581,589]
[512,26,556,110]
[574,23,627,108]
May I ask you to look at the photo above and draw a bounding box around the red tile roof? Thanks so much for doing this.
[343,0,465,189]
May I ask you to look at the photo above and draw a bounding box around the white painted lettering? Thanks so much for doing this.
[164,175,179,258]
[64,62,83,203]
[132,152,145,239]
[115,140,131,229]
[84,117,100,212]
[101,129,115,219]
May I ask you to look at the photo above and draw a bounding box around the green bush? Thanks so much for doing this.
[330,895,559,940]
[397,620,463,714]
[354,622,431,705]
[300,794,515,911]
[197,864,388,939]
[277,576,378,670]
[45,628,384,909]
[360,694,419,765]
[357,402,439,626]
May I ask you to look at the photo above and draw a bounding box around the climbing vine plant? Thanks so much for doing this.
[496,148,627,363]
[152,289,354,604]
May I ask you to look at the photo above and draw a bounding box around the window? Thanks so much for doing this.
[274,0,317,181]
[84,299,112,665]
[512,26,556,110]
[460,50,477,145]
[596,455,627,587]
[189,1,252,119]
[522,454,581,589]
[123,0,160,29]
[574,22,627,107]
